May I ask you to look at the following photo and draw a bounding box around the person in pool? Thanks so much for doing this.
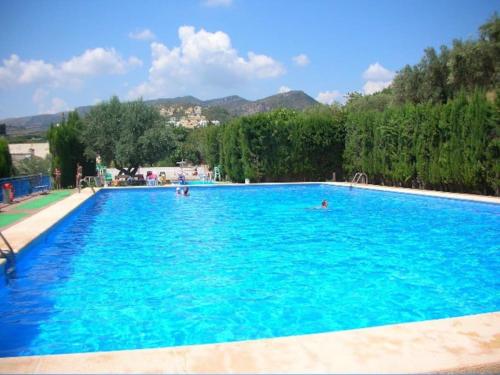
[183,186,190,196]
[321,199,328,208]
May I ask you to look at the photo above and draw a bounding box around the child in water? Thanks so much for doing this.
[175,186,190,196]
[321,200,328,208]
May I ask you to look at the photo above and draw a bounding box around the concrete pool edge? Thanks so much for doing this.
[327,182,500,205]
[1,184,499,373]
[0,188,98,268]
[0,312,499,374]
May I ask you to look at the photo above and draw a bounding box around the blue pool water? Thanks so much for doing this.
[187,180,214,185]
[0,184,499,357]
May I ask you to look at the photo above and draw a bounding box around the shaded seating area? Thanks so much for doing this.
[111,174,146,186]
[104,165,212,187]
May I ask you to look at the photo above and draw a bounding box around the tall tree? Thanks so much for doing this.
[392,14,499,104]
[0,138,13,178]
[196,124,222,168]
[47,112,93,187]
[82,97,176,175]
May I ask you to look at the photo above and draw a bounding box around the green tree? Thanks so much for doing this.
[479,13,500,87]
[14,155,51,176]
[196,124,222,168]
[47,112,93,187]
[0,138,13,178]
[202,106,233,124]
[221,120,244,182]
[392,14,499,104]
[485,90,500,195]
[214,107,345,183]
[289,106,345,181]
[82,97,176,175]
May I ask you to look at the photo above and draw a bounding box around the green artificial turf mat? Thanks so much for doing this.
[15,190,72,210]
[0,212,29,227]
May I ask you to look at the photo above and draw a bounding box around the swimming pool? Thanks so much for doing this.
[186,180,214,185]
[0,184,499,357]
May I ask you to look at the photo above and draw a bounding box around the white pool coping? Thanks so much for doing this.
[329,182,500,204]
[0,183,499,373]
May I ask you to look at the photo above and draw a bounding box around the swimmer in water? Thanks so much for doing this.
[321,199,328,208]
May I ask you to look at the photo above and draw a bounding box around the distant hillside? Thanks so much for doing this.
[203,95,250,115]
[238,91,319,116]
[147,95,205,106]
[0,106,91,136]
[1,90,319,135]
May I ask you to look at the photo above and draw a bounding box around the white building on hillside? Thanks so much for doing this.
[9,142,50,162]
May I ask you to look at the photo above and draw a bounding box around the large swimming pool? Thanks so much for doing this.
[0,184,499,357]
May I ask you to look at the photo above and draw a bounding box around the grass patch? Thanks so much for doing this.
[0,212,29,227]
[16,190,72,210]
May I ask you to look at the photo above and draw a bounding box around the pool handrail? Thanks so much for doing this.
[351,172,368,184]
[0,231,15,277]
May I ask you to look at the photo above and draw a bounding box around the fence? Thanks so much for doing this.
[0,174,52,202]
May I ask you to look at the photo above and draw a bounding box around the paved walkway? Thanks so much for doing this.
[0,190,73,229]
[1,312,499,373]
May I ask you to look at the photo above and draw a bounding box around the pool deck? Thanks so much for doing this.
[0,183,499,373]
[329,182,500,204]
[0,189,94,258]
[1,312,499,374]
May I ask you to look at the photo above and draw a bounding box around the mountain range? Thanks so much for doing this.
[1,90,319,136]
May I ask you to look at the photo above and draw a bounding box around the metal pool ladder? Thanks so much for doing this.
[0,232,16,278]
[351,172,368,184]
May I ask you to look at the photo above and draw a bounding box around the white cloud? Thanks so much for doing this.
[362,62,395,81]
[362,62,395,95]
[61,48,141,76]
[18,59,56,84]
[0,55,56,86]
[2,48,141,115]
[292,54,310,67]
[202,0,232,7]
[128,56,143,67]
[129,26,285,99]
[46,97,69,114]
[363,80,392,95]
[316,90,343,105]
[278,86,291,93]
[32,88,69,114]
[129,29,156,41]
[0,49,142,89]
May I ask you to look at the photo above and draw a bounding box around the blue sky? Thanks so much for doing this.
[0,0,497,118]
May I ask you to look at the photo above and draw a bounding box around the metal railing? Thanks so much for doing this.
[0,232,15,278]
[79,176,98,193]
[351,172,368,184]
[0,174,51,202]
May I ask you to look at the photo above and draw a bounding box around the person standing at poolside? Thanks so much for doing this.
[76,162,83,192]
[54,167,61,190]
